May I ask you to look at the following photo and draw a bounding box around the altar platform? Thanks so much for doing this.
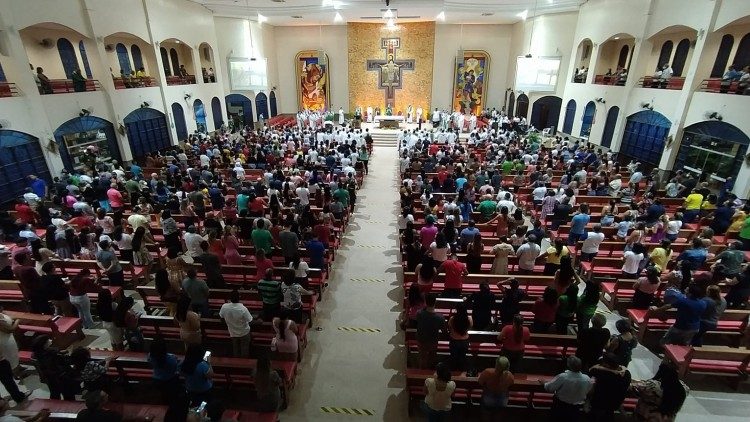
[373,115,404,129]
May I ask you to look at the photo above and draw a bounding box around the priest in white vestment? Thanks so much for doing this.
[416,107,423,123]
[469,113,477,132]
[367,106,373,123]
[457,113,465,133]
[338,107,345,125]
[407,105,413,123]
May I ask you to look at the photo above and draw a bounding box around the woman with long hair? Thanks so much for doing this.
[632,266,662,309]
[111,226,133,263]
[114,296,143,351]
[222,225,243,265]
[553,255,576,294]
[532,287,559,333]
[206,230,226,264]
[254,354,283,412]
[555,281,579,335]
[540,237,569,275]
[272,310,299,361]
[477,356,514,416]
[466,234,483,274]
[289,254,310,288]
[131,226,153,268]
[161,209,182,252]
[155,268,180,315]
[415,255,437,294]
[31,334,79,401]
[422,361,456,420]
[179,343,213,406]
[631,362,688,421]
[31,237,59,275]
[147,337,181,401]
[429,233,450,267]
[447,303,472,371]
[576,279,602,331]
[692,284,727,346]
[401,283,425,330]
[175,294,202,348]
[441,219,458,249]
[97,288,123,350]
[495,206,510,238]
[497,314,530,371]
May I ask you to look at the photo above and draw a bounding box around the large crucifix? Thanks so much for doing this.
[366,38,415,108]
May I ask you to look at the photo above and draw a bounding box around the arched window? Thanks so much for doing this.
[269,91,278,117]
[507,92,515,118]
[115,43,131,75]
[580,101,596,137]
[601,106,620,148]
[160,47,171,77]
[255,92,268,120]
[562,99,576,134]
[672,39,691,76]
[211,97,223,130]
[515,94,529,119]
[710,34,734,77]
[131,45,144,72]
[657,40,674,69]
[56,38,78,78]
[733,33,750,70]
[618,45,630,69]
[169,48,180,77]
[78,41,92,79]
[171,103,187,140]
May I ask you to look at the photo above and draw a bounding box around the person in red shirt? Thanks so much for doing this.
[497,314,531,371]
[107,183,124,210]
[437,166,448,185]
[249,196,267,217]
[313,220,331,249]
[14,199,36,225]
[440,252,467,298]
[254,249,274,282]
[531,287,559,333]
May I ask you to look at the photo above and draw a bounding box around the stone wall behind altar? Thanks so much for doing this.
[347,22,435,116]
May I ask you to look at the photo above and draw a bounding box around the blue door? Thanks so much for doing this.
[619,110,672,166]
[562,99,576,134]
[225,94,253,128]
[580,101,596,137]
[124,108,171,158]
[601,106,620,148]
[0,130,52,206]
[530,96,562,132]
[211,97,223,130]
[255,92,268,121]
[172,103,188,141]
[269,91,278,117]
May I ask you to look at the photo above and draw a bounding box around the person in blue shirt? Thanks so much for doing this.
[148,337,181,401]
[455,174,468,191]
[459,198,473,222]
[28,174,47,198]
[676,238,708,288]
[644,198,665,226]
[180,344,213,406]
[657,284,707,346]
[459,220,480,250]
[306,233,327,270]
[129,163,143,180]
[568,204,591,245]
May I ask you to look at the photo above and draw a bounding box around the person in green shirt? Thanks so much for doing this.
[477,197,498,221]
[502,159,514,175]
[257,268,282,319]
[358,147,369,175]
[740,215,750,250]
[514,160,525,173]
[334,187,350,209]
[251,219,274,255]
[712,240,745,279]
[576,279,601,332]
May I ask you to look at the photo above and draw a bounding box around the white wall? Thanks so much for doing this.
[431,23,513,110]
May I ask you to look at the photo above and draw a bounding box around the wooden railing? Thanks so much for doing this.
[165,74,196,85]
[593,74,627,86]
[0,82,19,97]
[698,78,748,95]
[113,76,157,89]
[42,79,102,94]
[637,76,685,90]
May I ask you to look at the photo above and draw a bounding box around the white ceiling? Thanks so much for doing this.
[190,0,584,26]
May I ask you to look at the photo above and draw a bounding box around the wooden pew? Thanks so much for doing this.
[5,310,83,348]
[664,344,750,383]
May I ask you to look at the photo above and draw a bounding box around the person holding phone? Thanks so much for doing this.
[180,344,214,406]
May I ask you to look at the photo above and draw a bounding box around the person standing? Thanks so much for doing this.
[0,308,28,404]
[587,352,631,422]
[439,252,467,298]
[416,295,445,369]
[516,235,541,274]
[95,239,124,286]
[258,268,283,321]
[542,356,592,422]
[421,362,456,422]
[219,289,253,357]
[497,315,530,371]
[477,356,514,417]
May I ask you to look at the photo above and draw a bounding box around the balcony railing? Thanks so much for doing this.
[698,78,749,95]
[593,74,627,86]
[113,76,157,90]
[165,75,196,86]
[637,76,685,90]
[42,79,102,94]
[0,82,20,98]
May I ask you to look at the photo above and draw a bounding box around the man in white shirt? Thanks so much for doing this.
[532,183,548,205]
[218,289,253,357]
[580,224,605,261]
[497,192,517,215]
[517,236,541,273]
[295,182,310,207]
[184,226,206,258]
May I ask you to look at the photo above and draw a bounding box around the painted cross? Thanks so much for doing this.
[366,38,415,107]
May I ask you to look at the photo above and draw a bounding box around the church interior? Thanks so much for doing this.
[0,0,750,421]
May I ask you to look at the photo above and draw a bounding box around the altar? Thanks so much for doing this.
[374,115,404,129]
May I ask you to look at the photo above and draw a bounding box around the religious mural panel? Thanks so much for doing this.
[452,50,490,116]
[296,50,330,111]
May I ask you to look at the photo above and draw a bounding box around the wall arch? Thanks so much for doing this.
[255,92,269,121]
[617,45,630,69]
[562,99,576,134]
[123,108,171,159]
[171,103,188,141]
[225,94,253,128]
[53,116,121,171]
[169,48,180,77]
[0,130,52,206]
[160,47,171,77]
[674,120,750,184]
[507,92,515,118]
[672,39,691,76]
[211,97,223,130]
[131,44,144,71]
[580,101,596,137]
[56,38,77,78]
[711,34,734,78]
[601,106,620,148]
[193,99,207,133]
[515,94,529,119]
[530,96,562,132]
[733,33,750,70]
[269,91,278,117]
[657,40,674,69]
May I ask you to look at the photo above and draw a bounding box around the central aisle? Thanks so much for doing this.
[284,144,409,421]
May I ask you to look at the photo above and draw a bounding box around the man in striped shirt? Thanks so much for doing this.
[257,268,282,320]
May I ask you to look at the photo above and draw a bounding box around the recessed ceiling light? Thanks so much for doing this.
[384,9,394,18]
[614,36,620,39]
[436,11,445,21]
[481,12,494,16]
[271,0,285,2]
